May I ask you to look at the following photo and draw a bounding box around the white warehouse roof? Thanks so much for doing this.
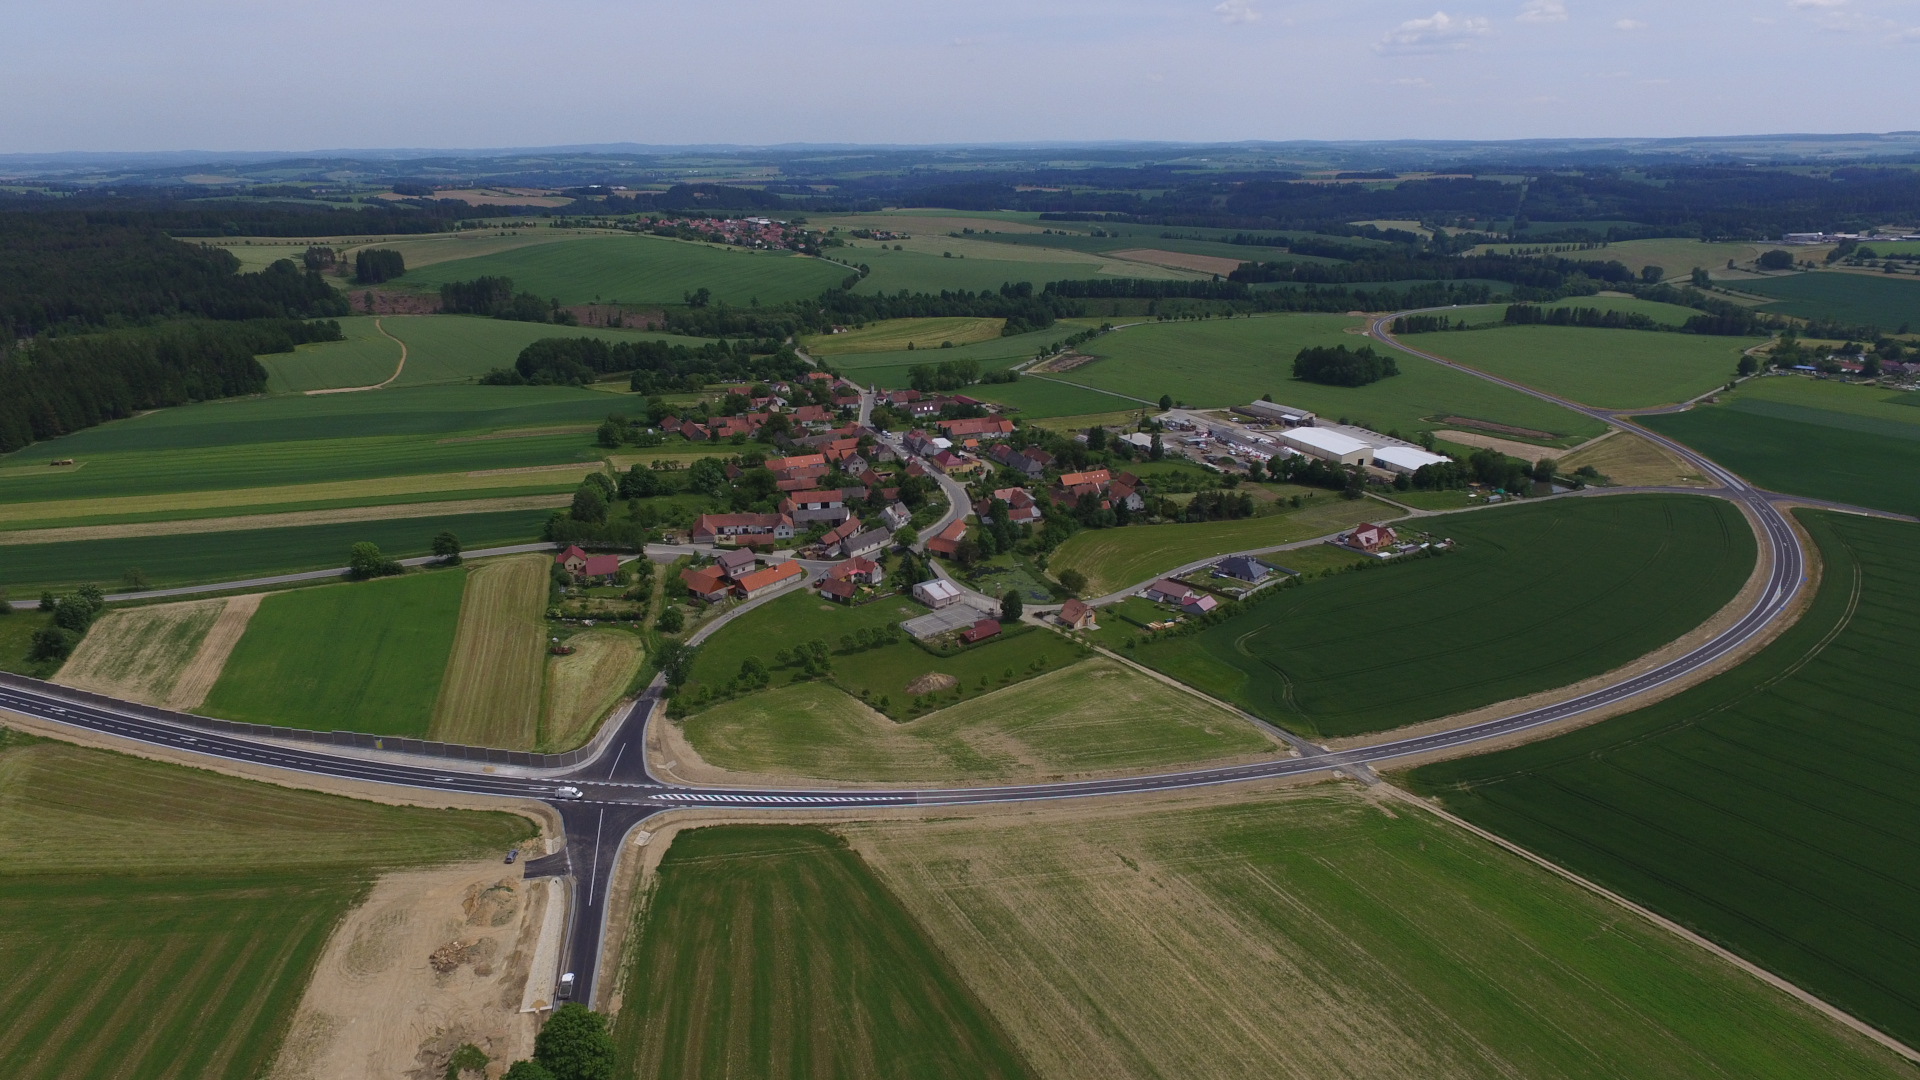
[914,578,962,601]
[1373,445,1452,473]
[1279,426,1371,458]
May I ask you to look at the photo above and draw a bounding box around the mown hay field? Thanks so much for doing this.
[1416,325,1763,409]
[1642,377,1920,516]
[430,555,552,749]
[612,825,1035,1080]
[1738,269,1920,329]
[1407,509,1920,1050]
[1074,315,1606,440]
[679,657,1277,784]
[53,598,225,708]
[1049,491,1389,597]
[540,629,644,751]
[1131,494,1755,738]
[203,571,468,737]
[257,315,401,394]
[802,316,1006,355]
[400,234,848,307]
[1555,428,1711,487]
[837,785,1909,1080]
[0,728,530,1080]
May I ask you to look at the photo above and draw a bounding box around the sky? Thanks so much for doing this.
[5,0,1919,152]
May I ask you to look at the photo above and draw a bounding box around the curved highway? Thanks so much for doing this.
[0,308,1811,1007]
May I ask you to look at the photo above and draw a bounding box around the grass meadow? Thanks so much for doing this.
[1641,376,1920,516]
[1073,316,1606,440]
[680,657,1275,784]
[612,825,1034,1080]
[400,234,848,306]
[1407,510,1920,1051]
[802,316,1006,355]
[0,505,556,592]
[540,628,644,751]
[1476,238,1771,281]
[1417,325,1762,408]
[258,315,400,393]
[1738,270,1920,329]
[1130,494,1754,738]
[429,554,551,749]
[1049,491,1394,596]
[0,728,530,1080]
[203,571,467,736]
[841,786,1911,1080]
[1531,294,1710,325]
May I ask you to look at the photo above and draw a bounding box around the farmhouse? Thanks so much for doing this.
[960,619,1002,644]
[714,548,759,579]
[925,519,969,558]
[555,546,619,584]
[1143,578,1200,605]
[938,416,1015,439]
[1343,522,1398,553]
[818,517,862,555]
[912,578,964,609]
[928,450,979,475]
[817,578,859,603]
[734,560,804,598]
[843,527,892,560]
[692,512,795,545]
[681,566,731,603]
[989,443,1050,478]
[1056,598,1097,630]
[1277,426,1372,467]
[779,490,851,525]
[1372,445,1452,475]
[556,545,591,576]
[825,556,885,585]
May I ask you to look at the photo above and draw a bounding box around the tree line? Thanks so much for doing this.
[438,276,574,323]
[1293,344,1399,387]
[479,335,811,392]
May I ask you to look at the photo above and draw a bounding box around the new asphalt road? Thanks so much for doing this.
[0,311,1816,1008]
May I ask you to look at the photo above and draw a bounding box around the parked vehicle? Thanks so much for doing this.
[557,972,575,999]
[505,849,518,864]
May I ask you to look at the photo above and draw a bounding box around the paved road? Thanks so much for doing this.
[0,319,1819,1007]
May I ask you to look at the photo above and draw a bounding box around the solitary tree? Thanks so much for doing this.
[1057,568,1087,596]
[1000,590,1024,622]
[1158,393,1173,410]
[122,567,150,591]
[432,532,463,565]
[571,486,608,525]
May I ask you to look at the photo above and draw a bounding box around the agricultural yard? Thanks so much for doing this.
[541,629,645,751]
[1072,316,1606,440]
[680,590,1088,719]
[1406,510,1920,1051]
[430,555,551,749]
[1641,375,1920,516]
[801,317,1006,355]
[202,571,467,737]
[398,234,849,307]
[836,785,1910,1080]
[612,825,1034,1080]
[676,657,1278,785]
[1127,495,1755,738]
[1416,325,1762,409]
[0,505,555,593]
[261,315,711,394]
[1049,493,1394,597]
[1736,270,1920,329]
[51,596,256,712]
[0,728,531,1080]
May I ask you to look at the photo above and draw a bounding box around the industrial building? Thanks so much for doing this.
[1277,426,1373,466]
[1372,445,1452,475]
[1235,400,1317,426]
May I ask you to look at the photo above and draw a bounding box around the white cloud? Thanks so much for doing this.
[1517,0,1567,24]
[1375,11,1493,53]
[1614,18,1648,30]
[1899,26,1920,42]
[1213,0,1260,24]
[1790,0,1846,8]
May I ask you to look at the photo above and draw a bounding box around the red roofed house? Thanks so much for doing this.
[925,519,969,558]
[692,513,794,546]
[825,556,884,585]
[734,560,805,598]
[779,490,850,525]
[974,487,1042,526]
[556,545,590,575]
[1143,578,1200,605]
[792,405,830,425]
[817,577,859,603]
[929,450,978,475]
[580,554,620,583]
[960,619,1001,644]
[1056,598,1097,630]
[1347,522,1398,553]
[1181,593,1219,615]
[1057,469,1111,489]
[681,566,730,603]
[818,517,861,554]
[937,416,1015,439]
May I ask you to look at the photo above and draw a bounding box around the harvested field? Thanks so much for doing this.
[1433,430,1575,459]
[675,657,1279,786]
[169,595,264,711]
[1557,428,1712,486]
[430,555,551,750]
[1102,248,1245,275]
[0,494,571,546]
[1433,415,1558,439]
[541,630,644,751]
[802,317,1006,355]
[54,598,224,707]
[838,784,1908,1080]
[610,825,1035,1080]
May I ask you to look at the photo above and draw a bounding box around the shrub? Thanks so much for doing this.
[348,541,404,579]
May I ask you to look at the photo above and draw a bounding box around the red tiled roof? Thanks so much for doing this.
[735,560,804,593]
[582,555,620,576]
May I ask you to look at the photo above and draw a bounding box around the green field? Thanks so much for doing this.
[1129,495,1755,738]
[261,315,710,393]
[612,825,1033,1080]
[823,324,1072,374]
[843,786,1911,1080]
[803,317,1005,355]
[400,234,848,307]
[680,657,1274,783]
[0,728,530,1080]
[1737,270,1920,329]
[1073,316,1606,439]
[203,571,467,736]
[1418,325,1762,408]
[1406,510,1920,1050]
[0,506,554,592]
[1050,493,1391,596]
[1478,238,1772,281]
[1641,376,1920,515]
[1532,294,1711,325]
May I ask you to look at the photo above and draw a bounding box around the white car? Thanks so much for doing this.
[553,786,584,799]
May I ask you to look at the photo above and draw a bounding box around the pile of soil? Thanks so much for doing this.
[905,672,958,695]
[462,881,520,928]
[428,937,498,975]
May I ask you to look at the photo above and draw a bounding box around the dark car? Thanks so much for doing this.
[505,849,518,864]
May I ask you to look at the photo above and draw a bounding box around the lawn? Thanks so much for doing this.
[1641,377,1920,515]
[430,554,551,749]
[1073,315,1606,440]
[612,825,1034,1080]
[0,728,530,1080]
[1738,270,1920,330]
[1049,493,1392,597]
[203,570,468,736]
[399,234,848,306]
[1405,510,1920,1051]
[802,317,1006,355]
[1129,494,1755,738]
[841,785,1909,1080]
[1417,325,1762,408]
[0,505,556,592]
[679,657,1276,784]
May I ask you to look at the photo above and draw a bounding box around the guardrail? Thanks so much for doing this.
[0,671,619,771]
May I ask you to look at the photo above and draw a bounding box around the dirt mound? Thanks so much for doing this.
[905,672,958,695]
[463,880,520,928]
[428,937,498,975]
